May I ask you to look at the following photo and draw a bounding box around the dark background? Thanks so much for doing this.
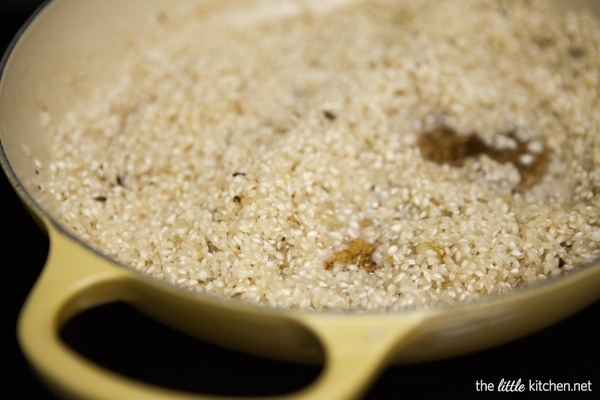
[2,1,598,399]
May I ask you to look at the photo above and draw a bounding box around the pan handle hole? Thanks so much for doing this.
[60,302,323,397]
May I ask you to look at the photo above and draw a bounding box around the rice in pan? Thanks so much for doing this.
[37,0,600,310]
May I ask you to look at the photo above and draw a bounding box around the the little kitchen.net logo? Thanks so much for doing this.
[476,378,593,394]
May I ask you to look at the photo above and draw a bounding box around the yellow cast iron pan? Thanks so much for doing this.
[1,1,599,399]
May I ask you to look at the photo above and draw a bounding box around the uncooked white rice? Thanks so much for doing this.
[37,0,600,310]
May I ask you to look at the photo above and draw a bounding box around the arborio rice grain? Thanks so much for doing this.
[38,0,600,310]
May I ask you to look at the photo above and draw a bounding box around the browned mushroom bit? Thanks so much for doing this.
[325,238,377,272]
[417,125,550,191]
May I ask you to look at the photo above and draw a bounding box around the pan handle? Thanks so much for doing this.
[284,313,426,399]
[17,225,212,400]
[18,224,426,399]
